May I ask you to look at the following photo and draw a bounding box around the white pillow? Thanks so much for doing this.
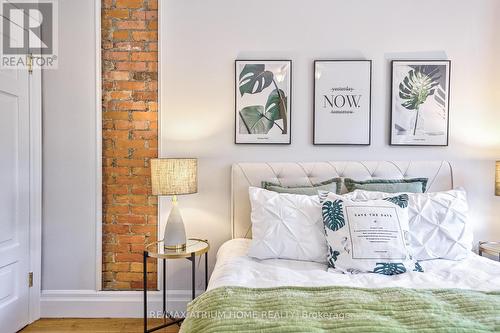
[346,188,472,260]
[320,191,419,275]
[247,187,327,263]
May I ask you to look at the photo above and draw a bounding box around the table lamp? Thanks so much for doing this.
[496,161,500,196]
[151,158,197,250]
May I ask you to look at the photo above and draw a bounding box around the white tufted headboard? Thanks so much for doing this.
[231,161,453,239]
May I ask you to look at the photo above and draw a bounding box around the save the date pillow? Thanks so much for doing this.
[344,188,472,260]
[319,191,421,275]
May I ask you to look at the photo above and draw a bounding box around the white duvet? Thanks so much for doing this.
[208,238,500,292]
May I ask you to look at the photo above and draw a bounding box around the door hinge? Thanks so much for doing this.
[28,272,33,288]
[27,54,33,74]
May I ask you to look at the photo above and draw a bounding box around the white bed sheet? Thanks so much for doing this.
[208,238,500,292]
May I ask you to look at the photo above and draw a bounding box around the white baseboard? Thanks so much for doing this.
[41,289,203,318]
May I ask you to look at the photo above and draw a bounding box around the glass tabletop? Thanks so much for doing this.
[479,241,500,255]
[145,238,210,259]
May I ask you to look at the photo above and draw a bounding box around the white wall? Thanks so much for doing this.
[161,0,500,289]
[42,0,98,290]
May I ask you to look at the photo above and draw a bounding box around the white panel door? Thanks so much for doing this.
[0,67,31,332]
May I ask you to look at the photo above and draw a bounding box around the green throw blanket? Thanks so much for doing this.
[180,286,500,333]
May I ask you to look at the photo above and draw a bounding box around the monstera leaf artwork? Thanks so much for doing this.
[236,61,290,142]
[322,199,345,231]
[383,194,409,209]
[373,262,407,275]
[399,65,441,135]
[391,61,451,146]
[414,262,424,272]
[238,64,274,97]
[265,88,288,128]
[238,90,288,135]
[238,106,274,134]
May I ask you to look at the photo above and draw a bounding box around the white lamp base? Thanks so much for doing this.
[164,196,186,250]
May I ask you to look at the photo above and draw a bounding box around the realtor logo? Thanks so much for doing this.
[1,0,58,69]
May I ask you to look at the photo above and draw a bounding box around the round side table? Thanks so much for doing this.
[478,241,500,261]
[143,238,209,333]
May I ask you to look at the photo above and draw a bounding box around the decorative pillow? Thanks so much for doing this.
[345,188,472,260]
[262,178,341,195]
[247,187,327,263]
[344,178,428,193]
[319,191,419,275]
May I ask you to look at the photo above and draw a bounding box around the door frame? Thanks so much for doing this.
[25,0,43,322]
[94,0,103,291]
[28,66,42,323]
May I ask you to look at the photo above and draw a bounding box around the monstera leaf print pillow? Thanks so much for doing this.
[319,191,420,275]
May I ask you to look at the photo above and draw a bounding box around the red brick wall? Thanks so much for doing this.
[101,0,158,290]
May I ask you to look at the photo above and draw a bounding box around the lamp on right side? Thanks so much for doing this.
[496,161,500,196]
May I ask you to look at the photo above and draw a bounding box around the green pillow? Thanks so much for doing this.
[262,178,342,195]
[344,178,428,193]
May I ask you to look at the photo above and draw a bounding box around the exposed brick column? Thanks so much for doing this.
[101,0,158,290]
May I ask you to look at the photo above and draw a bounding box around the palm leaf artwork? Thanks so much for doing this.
[373,263,407,275]
[322,199,345,231]
[399,65,441,135]
[238,64,288,135]
[383,194,409,208]
[327,246,341,269]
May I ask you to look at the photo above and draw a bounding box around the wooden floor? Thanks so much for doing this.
[20,318,180,333]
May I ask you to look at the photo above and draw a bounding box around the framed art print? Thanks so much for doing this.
[391,60,451,146]
[235,60,291,144]
[313,60,372,145]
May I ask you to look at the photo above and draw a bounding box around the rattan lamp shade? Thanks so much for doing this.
[151,158,197,196]
[496,161,500,196]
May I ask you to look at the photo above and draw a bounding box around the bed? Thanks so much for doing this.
[180,161,500,332]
